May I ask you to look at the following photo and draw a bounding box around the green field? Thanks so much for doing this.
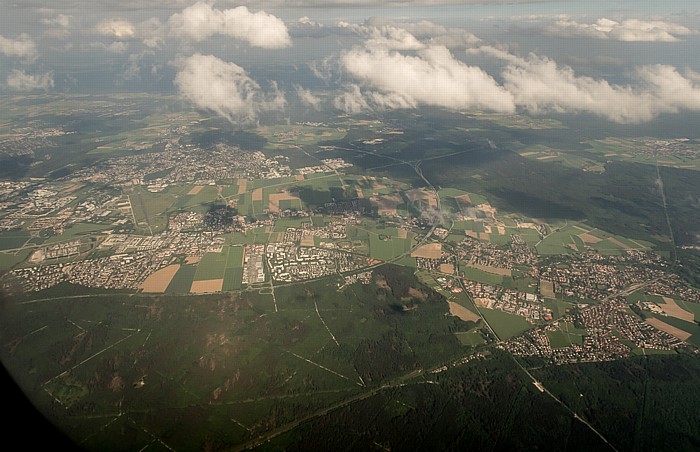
[272,217,312,232]
[0,230,31,250]
[166,264,197,293]
[454,330,486,346]
[461,266,504,285]
[546,328,584,349]
[194,252,227,281]
[128,187,181,233]
[258,124,347,146]
[545,299,575,318]
[222,246,245,291]
[676,300,700,322]
[43,223,112,244]
[0,249,33,271]
[480,309,534,340]
[369,234,412,261]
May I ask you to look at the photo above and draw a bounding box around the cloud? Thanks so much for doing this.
[168,2,291,49]
[337,21,425,50]
[292,17,480,51]
[91,41,129,53]
[138,17,166,49]
[340,36,700,122]
[0,34,38,62]
[96,18,135,38]
[544,18,694,42]
[5,70,54,91]
[382,19,481,49]
[341,43,515,113]
[497,52,700,123]
[174,53,285,124]
[41,14,72,29]
[333,85,370,114]
[294,84,323,110]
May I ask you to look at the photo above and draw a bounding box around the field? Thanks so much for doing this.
[257,124,346,146]
[540,279,556,299]
[536,222,652,255]
[587,137,700,171]
[645,318,692,341]
[462,265,504,285]
[0,230,30,250]
[410,243,442,259]
[480,309,534,340]
[454,330,486,346]
[658,297,695,322]
[448,301,481,322]
[193,252,227,281]
[190,278,224,293]
[546,322,585,349]
[646,312,700,346]
[128,187,181,234]
[369,232,413,261]
[466,263,511,277]
[223,245,245,291]
[371,194,404,216]
[140,264,180,293]
[166,264,197,293]
[42,223,113,245]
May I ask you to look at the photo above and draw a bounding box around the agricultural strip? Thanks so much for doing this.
[659,297,695,322]
[140,264,180,293]
[448,301,480,322]
[190,279,224,294]
[410,243,442,259]
[646,318,692,341]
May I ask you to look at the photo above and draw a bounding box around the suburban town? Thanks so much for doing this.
[1,127,699,368]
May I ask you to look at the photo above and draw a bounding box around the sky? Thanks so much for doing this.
[1,0,700,125]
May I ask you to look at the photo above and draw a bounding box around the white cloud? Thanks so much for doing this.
[394,20,481,49]
[174,53,285,124]
[545,18,694,42]
[168,2,291,49]
[294,84,323,110]
[5,70,54,91]
[138,17,166,49]
[41,14,72,29]
[499,53,700,123]
[333,85,370,114]
[91,41,128,53]
[341,43,515,113]
[0,34,38,62]
[96,18,135,38]
[337,21,425,50]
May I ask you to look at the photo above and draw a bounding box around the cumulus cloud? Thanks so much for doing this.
[174,53,285,124]
[491,51,700,123]
[382,19,480,49]
[96,18,135,38]
[339,33,700,122]
[337,21,425,50]
[544,17,694,42]
[340,43,515,113]
[41,14,72,29]
[333,85,370,114]
[5,70,54,91]
[91,41,128,53]
[0,34,38,62]
[138,17,166,49]
[294,84,323,110]
[168,2,291,49]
